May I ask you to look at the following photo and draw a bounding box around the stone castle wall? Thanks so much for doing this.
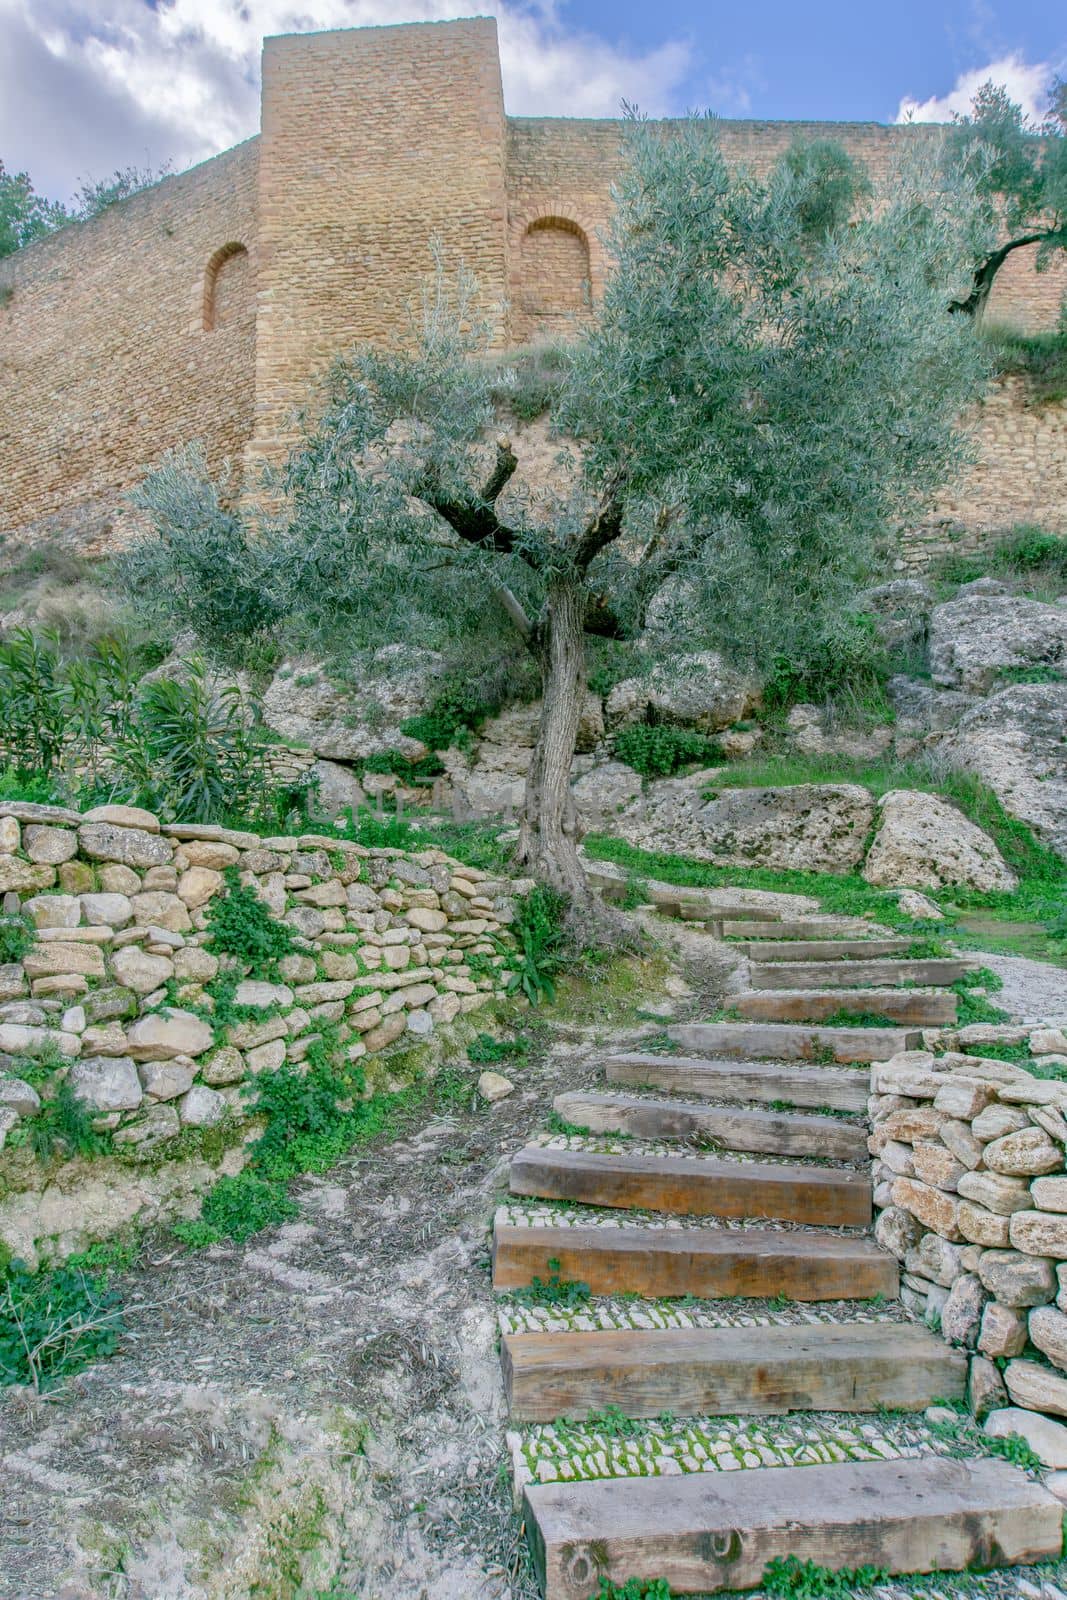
[0,17,1063,556]
[0,799,516,1267]
[0,140,259,550]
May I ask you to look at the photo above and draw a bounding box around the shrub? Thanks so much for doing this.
[174,1172,298,1246]
[204,867,294,971]
[0,1258,123,1391]
[761,613,890,714]
[614,724,722,778]
[29,1082,110,1161]
[505,886,567,1005]
[400,680,499,752]
[0,913,33,965]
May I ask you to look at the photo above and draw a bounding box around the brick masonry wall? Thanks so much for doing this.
[0,19,1063,558]
[0,141,259,549]
[248,17,510,471]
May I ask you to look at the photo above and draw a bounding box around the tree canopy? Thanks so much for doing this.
[946,78,1067,317]
[128,117,992,903]
[0,161,171,259]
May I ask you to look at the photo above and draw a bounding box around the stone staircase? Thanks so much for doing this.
[493,904,1064,1597]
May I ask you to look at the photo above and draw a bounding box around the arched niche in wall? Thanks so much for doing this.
[518,217,592,338]
[202,242,251,332]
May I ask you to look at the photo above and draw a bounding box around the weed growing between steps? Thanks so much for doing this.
[761,1555,889,1597]
[0,1255,123,1390]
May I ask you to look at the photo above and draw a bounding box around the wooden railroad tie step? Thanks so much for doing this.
[524,1456,1062,1598]
[669,1022,920,1062]
[502,1321,967,1421]
[738,937,917,961]
[492,1218,899,1301]
[510,1145,872,1227]
[749,957,976,990]
[554,1090,868,1162]
[732,988,957,1026]
[604,1051,869,1112]
[721,918,875,940]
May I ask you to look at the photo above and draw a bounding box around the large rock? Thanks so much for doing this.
[929,594,1067,694]
[447,697,603,815]
[68,1055,142,1112]
[605,652,758,734]
[616,782,875,874]
[263,645,444,760]
[1005,1357,1067,1417]
[125,1011,214,1061]
[887,676,976,736]
[79,822,171,869]
[309,760,366,818]
[861,789,1016,893]
[785,705,893,762]
[571,762,645,827]
[860,578,933,652]
[941,683,1067,861]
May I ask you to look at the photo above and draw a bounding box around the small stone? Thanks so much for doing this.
[932,1078,996,1121]
[937,1118,984,1170]
[80,893,133,928]
[0,857,55,894]
[405,906,448,933]
[1010,1211,1067,1259]
[957,1200,1012,1248]
[1029,1305,1067,1372]
[478,1071,514,1102]
[0,815,19,852]
[177,867,224,908]
[1031,1029,1067,1057]
[976,1249,1056,1308]
[173,946,219,983]
[200,1046,246,1085]
[179,1084,227,1126]
[61,1005,86,1034]
[362,1014,407,1052]
[957,1170,1034,1215]
[246,1038,286,1074]
[68,1055,142,1112]
[967,1354,1007,1420]
[0,1106,16,1150]
[112,1103,181,1147]
[0,1077,40,1116]
[79,821,170,868]
[110,947,175,995]
[233,980,294,1009]
[890,1176,961,1240]
[23,893,79,929]
[406,1008,434,1038]
[130,891,191,933]
[1005,1358,1067,1417]
[22,825,77,864]
[940,1273,985,1347]
[971,1105,1032,1141]
[984,1407,1067,1468]
[978,1301,1028,1359]
[0,1022,79,1058]
[138,1058,196,1101]
[23,942,106,979]
[85,803,161,831]
[910,1140,966,1192]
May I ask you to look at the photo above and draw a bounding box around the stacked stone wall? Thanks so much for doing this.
[872,1034,1067,1443]
[0,141,259,549]
[0,800,516,1266]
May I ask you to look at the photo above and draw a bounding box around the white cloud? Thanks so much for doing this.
[896,53,1057,125]
[0,0,692,203]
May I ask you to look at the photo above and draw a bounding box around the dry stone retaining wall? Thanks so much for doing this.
[871,1031,1067,1453]
[0,800,517,1266]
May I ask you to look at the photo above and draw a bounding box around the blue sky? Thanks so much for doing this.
[565,0,1063,121]
[0,0,1063,203]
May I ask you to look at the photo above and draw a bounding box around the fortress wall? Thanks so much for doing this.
[0,141,258,547]
[249,18,510,470]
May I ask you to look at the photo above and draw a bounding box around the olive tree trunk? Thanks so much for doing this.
[517,576,590,898]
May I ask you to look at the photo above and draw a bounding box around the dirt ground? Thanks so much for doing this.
[0,932,734,1600]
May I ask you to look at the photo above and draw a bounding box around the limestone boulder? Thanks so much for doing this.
[616,782,875,874]
[975,1249,1056,1308]
[309,759,366,817]
[1005,1357,1067,1417]
[263,645,444,760]
[571,762,645,827]
[941,683,1067,860]
[22,825,78,864]
[79,821,171,869]
[138,1059,196,1102]
[861,789,1016,893]
[606,652,759,734]
[110,947,175,995]
[929,594,1067,694]
[80,893,133,929]
[785,705,894,762]
[1029,1305,1067,1372]
[887,676,976,735]
[0,1077,41,1117]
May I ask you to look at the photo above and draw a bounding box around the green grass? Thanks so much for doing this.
[587,757,1066,966]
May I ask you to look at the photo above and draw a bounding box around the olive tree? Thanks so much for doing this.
[274,119,989,900]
